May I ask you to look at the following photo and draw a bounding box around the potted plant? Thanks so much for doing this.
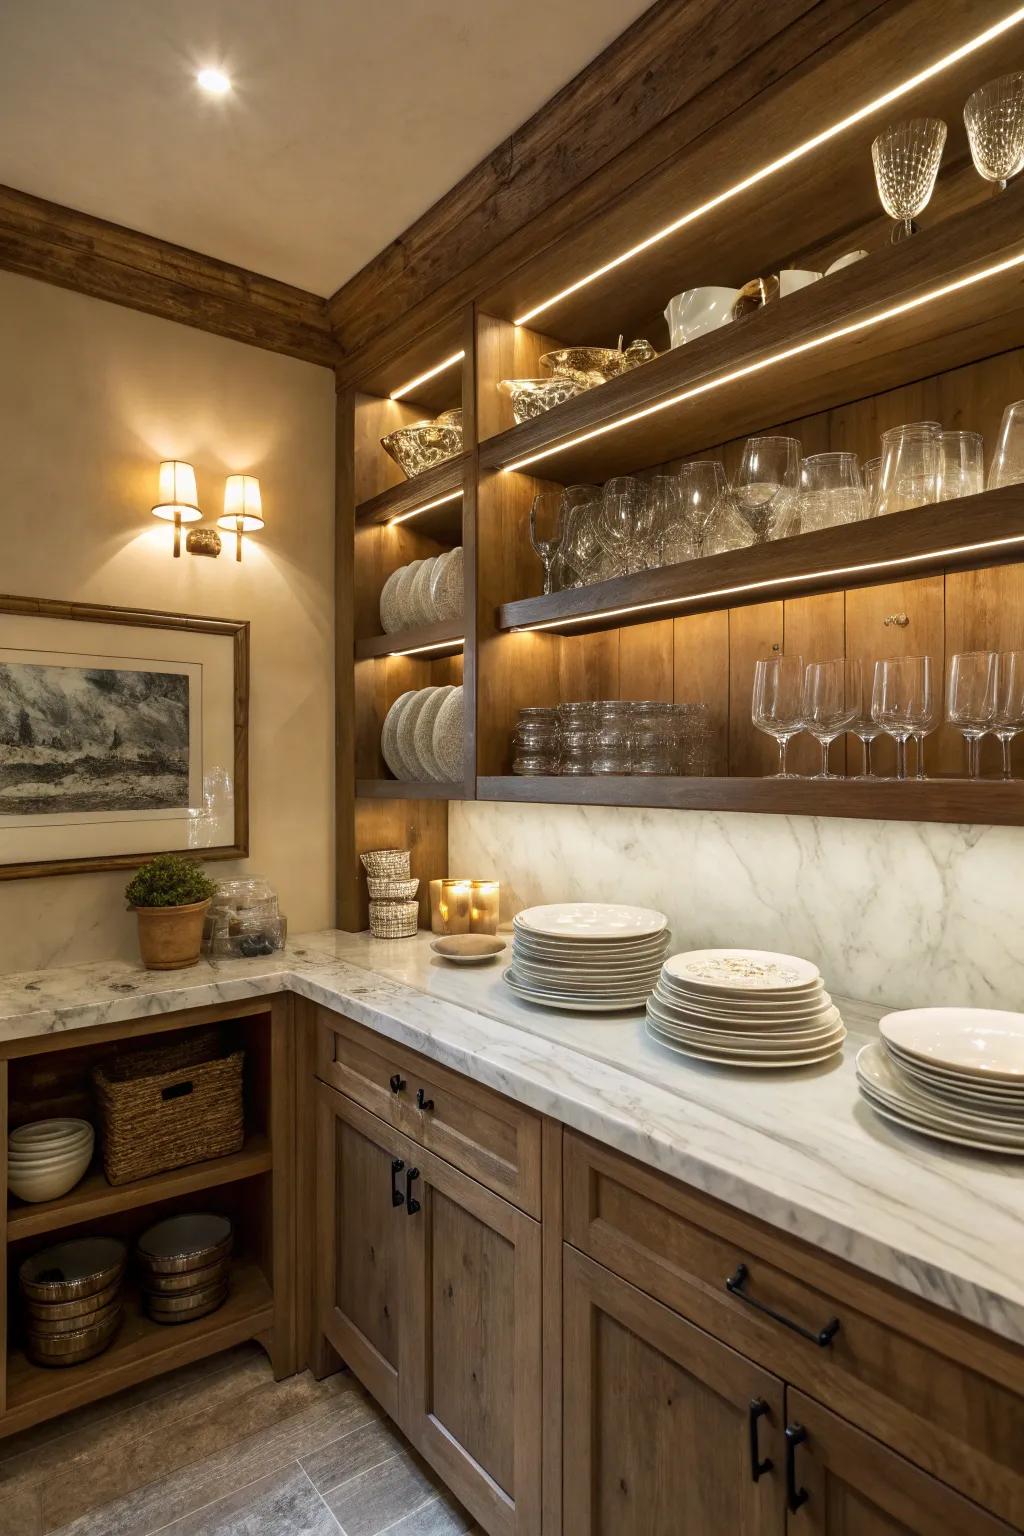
[125,854,217,970]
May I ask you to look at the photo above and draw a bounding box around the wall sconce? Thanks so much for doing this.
[151,460,202,558]
[218,475,264,562]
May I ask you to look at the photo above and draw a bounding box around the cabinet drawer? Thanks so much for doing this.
[564,1131,1024,1528]
[316,1010,541,1217]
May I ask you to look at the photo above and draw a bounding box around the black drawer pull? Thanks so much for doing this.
[390,1158,405,1207]
[785,1424,808,1511]
[415,1088,434,1112]
[725,1264,839,1347]
[389,1074,406,1095]
[406,1167,421,1215]
[748,1399,772,1482]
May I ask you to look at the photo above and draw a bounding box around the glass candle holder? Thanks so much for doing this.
[438,879,472,934]
[469,881,500,935]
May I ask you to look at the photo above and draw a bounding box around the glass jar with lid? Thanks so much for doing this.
[630,701,677,775]
[591,700,632,775]
[512,706,558,775]
[557,700,598,775]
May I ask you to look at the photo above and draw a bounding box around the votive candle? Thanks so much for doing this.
[470,881,500,935]
[439,879,472,934]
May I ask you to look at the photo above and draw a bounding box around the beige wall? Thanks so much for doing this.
[0,271,336,970]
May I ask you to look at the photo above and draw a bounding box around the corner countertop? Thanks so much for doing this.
[0,929,1021,1346]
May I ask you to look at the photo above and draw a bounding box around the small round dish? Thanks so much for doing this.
[137,1213,233,1275]
[431,935,508,964]
[20,1237,127,1303]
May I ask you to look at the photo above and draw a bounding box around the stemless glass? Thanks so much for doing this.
[964,74,1024,191]
[732,436,802,543]
[871,118,947,241]
[678,460,728,555]
[752,654,805,778]
[988,401,1024,488]
[994,650,1024,778]
[946,651,997,778]
[798,453,868,532]
[937,431,985,501]
[871,656,934,781]
[875,422,942,515]
[862,456,882,515]
[529,491,563,595]
[802,659,860,778]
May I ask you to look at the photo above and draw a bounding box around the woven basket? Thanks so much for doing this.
[367,876,419,900]
[92,1032,244,1186]
[360,848,411,879]
[369,900,419,939]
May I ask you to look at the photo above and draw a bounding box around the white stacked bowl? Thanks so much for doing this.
[8,1118,95,1202]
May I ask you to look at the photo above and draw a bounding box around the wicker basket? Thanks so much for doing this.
[367,876,419,900]
[360,848,411,879]
[369,900,419,939]
[92,1032,245,1186]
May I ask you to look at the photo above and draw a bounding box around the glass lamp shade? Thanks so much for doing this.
[151,460,202,523]
[218,474,265,532]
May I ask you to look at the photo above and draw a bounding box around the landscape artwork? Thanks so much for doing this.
[0,662,191,817]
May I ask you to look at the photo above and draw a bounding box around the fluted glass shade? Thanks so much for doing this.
[964,74,1024,188]
[151,460,201,522]
[871,118,946,238]
[218,474,265,531]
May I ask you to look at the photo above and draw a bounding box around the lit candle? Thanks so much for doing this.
[429,879,445,935]
[470,881,500,935]
[439,879,472,934]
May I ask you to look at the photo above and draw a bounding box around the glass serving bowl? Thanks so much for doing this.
[540,340,656,390]
[380,408,463,479]
[498,377,584,423]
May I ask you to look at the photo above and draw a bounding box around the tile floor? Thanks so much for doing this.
[0,1344,481,1536]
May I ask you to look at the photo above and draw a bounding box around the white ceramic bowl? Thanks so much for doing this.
[664,286,740,347]
[9,1143,93,1169]
[8,1145,92,1203]
[10,1117,92,1146]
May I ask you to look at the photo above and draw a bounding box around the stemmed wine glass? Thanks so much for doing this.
[993,650,1024,778]
[599,477,654,576]
[647,475,694,566]
[732,437,801,543]
[802,659,860,778]
[752,654,805,778]
[529,491,564,595]
[871,118,947,241]
[847,661,883,778]
[678,460,728,555]
[964,74,1024,193]
[946,651,997,778]
[871,656,934,781]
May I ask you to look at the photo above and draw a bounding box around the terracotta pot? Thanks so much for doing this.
[133,900,210,971]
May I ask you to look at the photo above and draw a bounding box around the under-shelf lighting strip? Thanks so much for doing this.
[389,351,465,401]
[510,533,1024,634]
[500,249,1024,475]
[512,6,1024,328]
[388,488,463,526]
[390,636,466,656]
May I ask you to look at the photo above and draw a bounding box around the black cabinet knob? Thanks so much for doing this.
[389,1074,406,1094]
[406,1167,421,1215]
[416,1088,434,1112]
[390,1158,405,1207]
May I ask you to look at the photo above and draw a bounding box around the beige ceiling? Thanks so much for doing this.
[0,0,653,297]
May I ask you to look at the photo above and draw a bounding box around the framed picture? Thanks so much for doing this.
[0,595,249,880]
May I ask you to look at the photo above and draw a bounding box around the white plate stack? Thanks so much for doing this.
[504,903,669,1011]
[857,1008,1024,1154]
[646,948,846,1067]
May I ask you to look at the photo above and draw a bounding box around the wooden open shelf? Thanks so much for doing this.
[355,455,467,528]
[356,779,467,801]
[497,490,1024,635]
[355,619,465,660]
[6,1136,272,1242]
[4,1257,273,1435]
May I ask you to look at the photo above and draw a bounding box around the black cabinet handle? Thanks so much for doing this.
[725,1265,840,1347]
[389,1074,406,1094]
[415,1088,434,1112]
[390,1158,405,1207]
[785,1424,808,1511]
[405,1166,421,1215]
[748,1399,772,1482]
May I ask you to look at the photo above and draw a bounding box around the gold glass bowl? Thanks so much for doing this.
[498,377,584,423]
[540,340,656,390]
[381,408,463,479]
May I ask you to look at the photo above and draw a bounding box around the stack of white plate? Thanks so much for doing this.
[646,948,846,1067]
[857,1008,1024,1154]
[503,903,669,1010]
[381,685,464,782]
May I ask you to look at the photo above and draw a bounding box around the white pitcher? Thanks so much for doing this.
[664,286,741,348]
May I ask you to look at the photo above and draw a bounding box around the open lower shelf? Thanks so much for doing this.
[355,455,467,528]
[497,488,1024,635]
[478,775,1024,825]
[356,779,469,800]
[6,1136,273,1242]
[356,619,465,660]
[4,1258,273,1434]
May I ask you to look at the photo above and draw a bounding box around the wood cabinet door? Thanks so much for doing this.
[784,1392,1018,1535]
[563,1245,785,1536]
[400,1144,542,1536]
[315,1081,416,1421]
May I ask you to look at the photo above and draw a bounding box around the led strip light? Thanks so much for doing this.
[388,488,463,526]
[513,7,1024,327]
[389,351,465,401]
[500,250,1024,475]
[389,636,466,657]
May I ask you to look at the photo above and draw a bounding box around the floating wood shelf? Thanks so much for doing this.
[356,779,468,800]
[355,620,465,660]
[6,1136,273,1242]
[497,489,1024,635]
[355,455,468,527]
[479,194,1024,484]
[478,775,1024,826]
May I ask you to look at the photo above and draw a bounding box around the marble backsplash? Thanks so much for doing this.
[450,801,1024,1010]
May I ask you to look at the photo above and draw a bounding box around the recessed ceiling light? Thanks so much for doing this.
[196,67,232,96]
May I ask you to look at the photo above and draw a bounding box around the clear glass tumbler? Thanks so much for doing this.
[937,431,985,501]
[862,456,882,515]
[988,401,1024,489]
[875,422,942,515]
[798,453,867,532]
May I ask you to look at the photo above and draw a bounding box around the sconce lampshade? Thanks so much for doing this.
[218,475,265,532]
[151,460,202,523]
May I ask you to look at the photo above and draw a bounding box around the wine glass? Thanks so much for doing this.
[847,661,883,778]
[871,656,934,781]
[909,694,939,780]
[937,431,985,501]
[647,476,693,566]
[802,659,860,778]
[994,650,1024,778]
[946,651,997,778]
[798,453,867,532]
[560,495,603,588]
[732,437,802,543]
[964,74,1024,192]
[988,401,1024,488]
[871,118,947,241]
[529,491,563,595]
[599,477,653,576]
[875,422,942,515]
[752,654,805,778]
[678,460,728,554]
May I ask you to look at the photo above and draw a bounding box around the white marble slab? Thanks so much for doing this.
[0,929,1021,1346]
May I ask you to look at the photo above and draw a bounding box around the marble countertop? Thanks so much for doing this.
[1,929,1021,1345]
